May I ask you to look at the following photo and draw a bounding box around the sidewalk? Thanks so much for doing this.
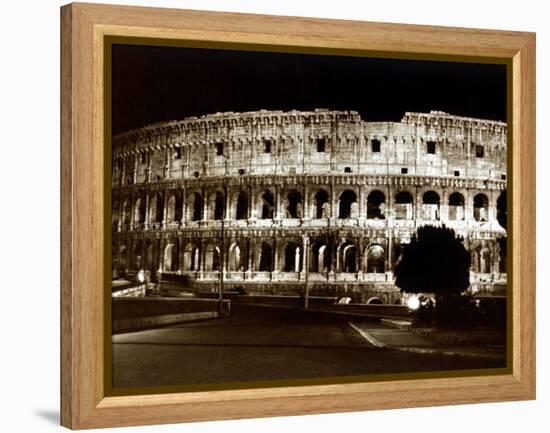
[349,321,507,361]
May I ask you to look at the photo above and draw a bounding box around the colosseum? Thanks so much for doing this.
[111,109,507,304]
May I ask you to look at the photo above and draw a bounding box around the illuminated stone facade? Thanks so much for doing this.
[112,109,507,304]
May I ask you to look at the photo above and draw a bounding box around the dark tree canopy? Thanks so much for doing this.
[395,225,470,295]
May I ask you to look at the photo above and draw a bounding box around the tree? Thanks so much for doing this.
[395,225,472,327]
[395,225,470,295]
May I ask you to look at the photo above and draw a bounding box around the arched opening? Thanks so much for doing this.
[367,297,383,305]
[448,192,465,220]
[163,241,179,272]
[367,190,386,219]
[118,245,127,273]
[183,244,200,271]
[313,190,329,218]
[394,191,413,219]
[341,242,357,272]
[122,198,131,225]
[338,190,357,219]
[205,244,221,271]
[474,193,489,222]
[286,190,303,218]
[283,243,301,272]
[236,191,249,220]
[133,197,146,226]
[112,201,120,230]
[166,194,177,223]
[190,192,203,222]
[145,240,159,277]
[422,191,440,220]
[228,243,243,271]
[149,193,164,224]
[497,190,507,229]
[131,240,143,270]
[366,244,385,273]
[311,242,329,273]
[479,247,491,273]
[261,190,275,219]
[258,242,273,272]
[214,192,225,220]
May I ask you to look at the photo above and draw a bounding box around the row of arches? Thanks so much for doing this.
[115,189,504,227]
[115,239,389,275]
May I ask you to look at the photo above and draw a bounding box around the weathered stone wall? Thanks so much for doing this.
[112,109,507,303]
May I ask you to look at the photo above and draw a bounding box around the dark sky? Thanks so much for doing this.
[111,44,507,135]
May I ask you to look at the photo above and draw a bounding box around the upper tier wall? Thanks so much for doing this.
[112,109,507,186]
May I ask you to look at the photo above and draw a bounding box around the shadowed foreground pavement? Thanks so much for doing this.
[112,306,506,389]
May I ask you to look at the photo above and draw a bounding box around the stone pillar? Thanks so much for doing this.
[415,187,422,223]
[272,238,278,277]
[129,194,135,231]
[488,190,497,224]
[331,183,337,220]
[199,238,205,277]
[145,151,151,182]
[274,185,282,221]
[163,147,170,179]
[359,184,366,222]
[301,235,309,276]
[248,185,254,220]
[132,154,138,184]
[224,187,231,222]
[161,190,168,229]
[356,239,362,280]
[387,183,394,219]
[180,186,186,227]
[117,200,123,232]
[247,238,254,273]
[441,188,449,222]
[144,193,150,230]
[120,157,126,186]
[465,189,474,222]
[202,187,208,222]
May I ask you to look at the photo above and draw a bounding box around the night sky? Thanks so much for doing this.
[111,44,507,136]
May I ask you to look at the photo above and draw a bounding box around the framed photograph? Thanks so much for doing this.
[60,2,536,429]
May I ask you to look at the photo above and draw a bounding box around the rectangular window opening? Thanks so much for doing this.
[454,170,460,177]
[344,167,352,173]
[316,138,326,153]
[264,140,272,154]
[371,139,381,153]
[401,167,408,174]
[426,140,436,154]
[476,145,485,158]
[215,142,224,156]
[174,148,181,159]
[238,168,246,175]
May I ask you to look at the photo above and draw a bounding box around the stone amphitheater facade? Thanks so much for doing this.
[112,109,507,304]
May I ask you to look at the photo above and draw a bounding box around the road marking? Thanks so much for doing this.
[348,322,386,348]
[349,322,504,360]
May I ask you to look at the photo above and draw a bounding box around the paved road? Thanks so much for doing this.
[112,306,506,389]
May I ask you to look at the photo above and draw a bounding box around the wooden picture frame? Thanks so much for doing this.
[61,2,536,429]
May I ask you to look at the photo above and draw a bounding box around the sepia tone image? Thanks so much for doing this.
[110,43,508,391]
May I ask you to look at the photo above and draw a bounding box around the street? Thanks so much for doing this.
[112,305,506,389]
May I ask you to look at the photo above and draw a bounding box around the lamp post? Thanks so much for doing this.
[219,156,229,312]
[303,235,310,309]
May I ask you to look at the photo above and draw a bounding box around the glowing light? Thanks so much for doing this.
[407,295,420,310]
[137,270,145,283]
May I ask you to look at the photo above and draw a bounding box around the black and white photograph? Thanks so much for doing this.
[109,43,509,391]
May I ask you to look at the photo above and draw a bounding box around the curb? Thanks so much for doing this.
[348,322,506,361]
